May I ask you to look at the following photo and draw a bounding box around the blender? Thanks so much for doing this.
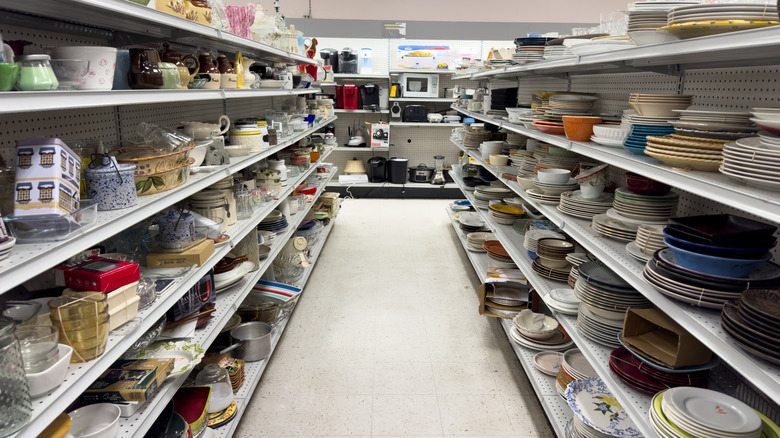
[431,155,446,185]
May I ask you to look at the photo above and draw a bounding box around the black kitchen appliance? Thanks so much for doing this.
[390,102,402,120]
[388,157,408,184]
[338,48,358,74]
[367,156,387,182]
[320,48,339,73]
[359,83,380,111]
[402,105,429,122]
[408,163,435,183]
[389,82,402,98]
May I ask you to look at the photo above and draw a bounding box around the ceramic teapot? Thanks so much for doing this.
[198,52,221,89]
[160,42,199,89]
[180,115,231,139]
[128,47,164,89]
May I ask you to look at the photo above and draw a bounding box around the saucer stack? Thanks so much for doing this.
[489,204,525,225]
[466,232,494,252]
[626,224,666,263]
[557,190,614,219]
[613,187,679,221]
[721,289,780,365]
[458,212,486,233]
[721,136,780,191]
[463,130,493,149]
[257,211,288,232]
[544,287,581,315]
[556,348,597,399]
[575,261,652,347]
[566,252,593,289]
[483,240,517,268]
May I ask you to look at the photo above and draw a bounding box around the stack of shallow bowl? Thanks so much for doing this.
[48,294,109,362]
[722,289,780,365]
[483,240,517,268]
[510,311,574,351]
[609,346,711,395]
[721,134,780,191]
[466,232,494,252]
[575,261,652,347]
[626,224,667,263]
[591,213,642,242]
[621,110,677,155]
[556,348,597,399]
[591,124,630,148]
[537,238,575,268]
[650,387,767,438]
[629,93,692,118]
[489,204,524,225]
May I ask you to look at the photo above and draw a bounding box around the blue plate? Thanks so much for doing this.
[454,199,472,206]
[623,146,647,156]
[617,332,721,373]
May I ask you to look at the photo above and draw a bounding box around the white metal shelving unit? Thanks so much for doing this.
[388,122,463,127]
[445,206,572,437]
[389,97,457,103]
[333,146,389,152]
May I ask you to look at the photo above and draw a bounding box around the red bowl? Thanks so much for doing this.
[625,172,671,196]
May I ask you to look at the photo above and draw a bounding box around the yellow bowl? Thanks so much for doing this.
[114,142,195,176]
[489,204,524,215]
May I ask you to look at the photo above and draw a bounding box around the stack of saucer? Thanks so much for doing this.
[557,190,614,219]
[543,287,581,315]
[626,224,666,263]
[466,232,494,252]
[257,211,288,232]
[463,130,493,149]
[566,252,594,288]
[483,240,516,268]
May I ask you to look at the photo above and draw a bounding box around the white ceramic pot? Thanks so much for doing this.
[180,115,230,139]
[51,46,118,90]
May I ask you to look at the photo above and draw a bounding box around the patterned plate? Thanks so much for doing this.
[565,377,642,437]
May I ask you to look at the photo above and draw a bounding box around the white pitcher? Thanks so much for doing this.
[180,115,230,139]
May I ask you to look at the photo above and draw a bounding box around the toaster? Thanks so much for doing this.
[402,105,429,122]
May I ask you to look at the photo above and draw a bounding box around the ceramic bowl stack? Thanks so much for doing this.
[510,312,574,351]
[650,387,765,438]
[483,240,517,268]
[466,232,494,252]
[630,93,692,118]
[463,129,493,149]
[556,349,597,399]
[566,377,642,438]
[643,247,780,309]
[473,186,513,210]
[721,136,780,191]
[544,287,581,315]
[544,95,598,122]
[626,224,666,263]
[557,191,614,220]
[721,290,780,365]
[257,210,288,232]
[591,124,630,147]
[751,107,780,135]
[660,3,779,39]
[458,212,486,233]
[575,261,652,347]
[621,110,677,155]
[479,140,505,158]
[489,204,525,225]
[609,347,710,395]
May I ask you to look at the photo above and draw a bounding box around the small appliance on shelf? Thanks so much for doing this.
[399,73,439,98]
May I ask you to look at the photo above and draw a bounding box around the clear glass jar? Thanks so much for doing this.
[195,363,234,413]
[0,316,32,435]
[16,54,58,91]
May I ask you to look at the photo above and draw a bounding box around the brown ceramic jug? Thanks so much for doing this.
[161,42,199,89]
[128,47,164,89]
[216,55,235,74]
[198,52,221,89]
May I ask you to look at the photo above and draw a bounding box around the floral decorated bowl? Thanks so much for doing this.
[134,158,193,196]
[114,142,194,176]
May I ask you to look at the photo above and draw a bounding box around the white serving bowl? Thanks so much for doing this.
[489,154,509,166]
[479,141,504,156]
[224,145,253,157]
[537,168,572,184]
[514,311,560,340]
[592,124,630,141]
[189,140,211,167]
[68,403,121,438]
[27,344,73,397]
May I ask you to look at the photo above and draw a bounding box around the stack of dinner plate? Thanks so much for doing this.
[556,349,597,399]
[557,190,614,219]
[466,232,494,252]
[613,187,679,221]
[625,224,667,263]
[721,137,780,192]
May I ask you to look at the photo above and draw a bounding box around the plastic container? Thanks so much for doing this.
[663,237,771,278]
[67,403,120,437]
[360,48,372,74]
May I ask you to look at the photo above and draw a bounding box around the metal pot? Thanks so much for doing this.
[408,163,435,183]
[221,322,272,361]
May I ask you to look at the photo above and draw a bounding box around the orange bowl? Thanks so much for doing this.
[562,116,602,141]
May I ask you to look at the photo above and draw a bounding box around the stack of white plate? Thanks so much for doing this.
[675,107,753,124]
[526,188,564,205]
[622,110,678,127]
[651,387,764,438]
[543,287,580,315]
[557,190,614,219]
[566,377,641,438]
[613,187,679,221]
[567,36,636,56]
[591,213,640,242]
[721,139,780,191]
[574,261,652,347]
[626,1,699,45]
[751,107,780,135]
[556,349,597,399]
[543,45,574,60]
[532,177,579,196]
[524,229,566,253]
[466,232,494,252]
[667,3,778,25]
[626,223,667,263]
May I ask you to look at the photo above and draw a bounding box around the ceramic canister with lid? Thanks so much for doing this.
[194,189,236,226]
[255,168,281,197]
[84,155,137,210]
[266,158,287,187]
[229,123,264,152]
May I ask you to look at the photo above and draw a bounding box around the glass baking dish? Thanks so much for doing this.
[3,200,98,243]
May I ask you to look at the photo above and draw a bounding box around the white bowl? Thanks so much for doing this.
[579,183,606,199]
[190,140,210,167]
[537,168,572,184]
[513,312,560,340]
[68,403,121,438]
[479,141,504,156]
[224,145,253,157]
[489,154,509,166]
[27,344,73,397]
[592,124,630,141]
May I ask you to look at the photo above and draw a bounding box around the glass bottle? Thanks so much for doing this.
[195,363,234,413]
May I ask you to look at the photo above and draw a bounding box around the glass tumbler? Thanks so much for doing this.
[0,317,32,435]
[235,189,253,220]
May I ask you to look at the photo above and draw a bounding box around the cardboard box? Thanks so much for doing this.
[396,45,451,70]
[15,138,81,187]
[319,192,340,218]
[622,308,713,369]
[62,257,141,293]
[370,124,390,148]
[478,281,535,318]
[82,358,174,403]
[64,281,139,310]
[146,239,215,268]
[14,176,80,217]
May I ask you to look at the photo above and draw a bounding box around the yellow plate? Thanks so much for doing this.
[645,149,722,171]
[489,204,524,215]
[658,21,779,39]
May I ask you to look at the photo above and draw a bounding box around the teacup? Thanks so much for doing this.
[0,63,20,91]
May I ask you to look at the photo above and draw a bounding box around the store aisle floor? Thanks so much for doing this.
[234,198,553,438]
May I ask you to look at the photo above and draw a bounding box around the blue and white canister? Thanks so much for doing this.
[84,155,137,211]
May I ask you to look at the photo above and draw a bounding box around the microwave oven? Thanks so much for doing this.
[399,73,439,98]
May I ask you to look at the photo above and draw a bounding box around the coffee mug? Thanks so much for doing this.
[0,63,20,91]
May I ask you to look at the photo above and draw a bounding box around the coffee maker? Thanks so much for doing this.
[339,48,358,74]
[320,48,339,73]
[367,156,387,182]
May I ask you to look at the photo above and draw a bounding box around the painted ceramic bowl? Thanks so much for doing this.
[84,158,137,211]
[114,143,194,176]
[134,158,193,196]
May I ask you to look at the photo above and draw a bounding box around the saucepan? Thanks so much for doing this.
[220,321,273,362]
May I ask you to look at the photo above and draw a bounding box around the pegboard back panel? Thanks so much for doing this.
[682,64,780,109]
[388,126,461,168]
[225,97,276,122]
[0,108,118,166]
[0,22,113,53]
[570,71,679,115]
[117,101,225,144]
[516,76,569,106]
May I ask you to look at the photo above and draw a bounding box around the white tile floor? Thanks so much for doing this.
[234,199,554,438]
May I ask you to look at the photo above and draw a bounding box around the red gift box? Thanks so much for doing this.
[62,257,140,293]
